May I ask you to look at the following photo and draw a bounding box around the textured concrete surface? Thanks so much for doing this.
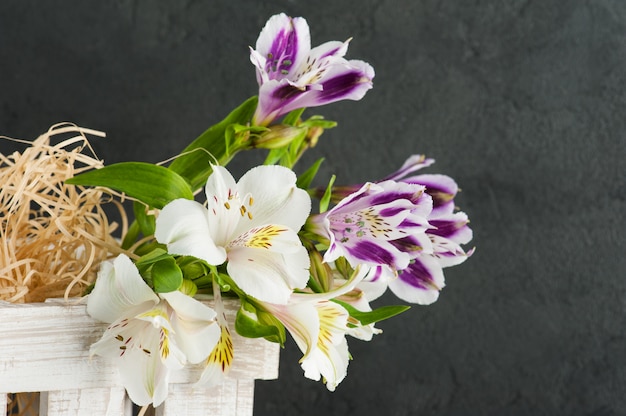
[1,1,625,415]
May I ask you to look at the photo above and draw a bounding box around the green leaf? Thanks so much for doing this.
[319,174,336,213]
[179,279,198,297]
[333,300,411,326]
[168,96,258,191]
[235,301,285,344]
[300,116,337,129]
[256,309,287,344]
[67,162,193,209]
[121,220,141,250]
[282,107,306,126]
[135,248,170,266]
[263,146,288,165]
[296,158,324,190]
[178,257,210,280]
[151,257,183,293]
[133,201,156,237]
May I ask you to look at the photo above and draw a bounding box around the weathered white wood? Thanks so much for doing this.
[0,298,279,393]
[40,387,130,416]
[155,379,255,416]
[0,298,278,415]
[0,393,7,415]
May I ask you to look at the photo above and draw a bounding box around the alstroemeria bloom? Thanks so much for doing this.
[250,13,374,126]
[155,165,311,304]
[87,254,220,407]
[326,155,474,305]
[309,180,433,272]
[255,272,368,391]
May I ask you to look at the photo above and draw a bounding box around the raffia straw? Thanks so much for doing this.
[0,123,129,303]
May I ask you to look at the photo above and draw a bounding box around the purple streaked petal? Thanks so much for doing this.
[397,215,432,234]
[308,40,349,61]
[254,13,311,81]
[357,265,395,301]
[379,206,407,218]
[251,14,374,126]
[403,173,458,212]
[331,182,379,213]
[388,256,445,305]
[368,185,425,207]
[274,60,374,114]
[383,155,435,182]
[390,233,433,257]
[345,239,410,270]
[430,235,474,267]
[427,211,472,244]
[305,60,374,104]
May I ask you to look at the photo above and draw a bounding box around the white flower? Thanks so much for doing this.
[258,268,369,391]
[155,164,311,304]
[87,254,220,407]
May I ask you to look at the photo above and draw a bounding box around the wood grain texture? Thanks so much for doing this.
[155,380,255,416]
[0,298,279,393]
[40,387,131,416]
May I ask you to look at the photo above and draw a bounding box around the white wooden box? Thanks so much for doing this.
[0,298,279,416]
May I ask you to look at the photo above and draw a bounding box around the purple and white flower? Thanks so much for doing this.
[250,13,374,126]
[309,180,433,272]
[312,155,473,305]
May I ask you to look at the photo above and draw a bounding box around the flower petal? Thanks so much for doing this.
[299,301,350,391]
[382,155,435,181]
[90,316,169,407]
[235,164,311,233]
[262,301,320,358]
[254,13,311,82]
[404,173,458,215]
[155,199,227,265]
[87,254,159,324]
[289,59,374,109]
[136,306,187,371]
[357,265,395,301]
[430,235,474,268]
[205,165,243,246]
[196,287,233,387]
[227,242,309,304]
[160,291,220,364]
[117,340,170,407]
[389,256,445,305]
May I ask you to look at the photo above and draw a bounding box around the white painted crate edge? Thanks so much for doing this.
[0,298,280,416]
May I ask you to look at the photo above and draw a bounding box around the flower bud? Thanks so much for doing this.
[252,125,306,149]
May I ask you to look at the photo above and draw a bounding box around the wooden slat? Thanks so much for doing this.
[0,299,279,393]
[40,387,130,416]
[0,393,7,415]
[155,379,255,416]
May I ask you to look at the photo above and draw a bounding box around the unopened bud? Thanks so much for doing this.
[309,249,334,293]
[305,126,324,148]
[179,279,198,297]
[253,125,306,149]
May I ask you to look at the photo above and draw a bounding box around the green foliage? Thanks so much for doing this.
[66,162,193,209]
[134,248,183,293]
[168,96,258,191]
[296,158,324,190]
[319,174,336,213]
[133,201,156,237]
[235,300,286,345]
[333,299,411,326]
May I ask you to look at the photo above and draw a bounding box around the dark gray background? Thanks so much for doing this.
[1,1,625,415]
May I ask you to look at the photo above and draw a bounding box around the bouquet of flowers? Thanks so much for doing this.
[2,13,473,409]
